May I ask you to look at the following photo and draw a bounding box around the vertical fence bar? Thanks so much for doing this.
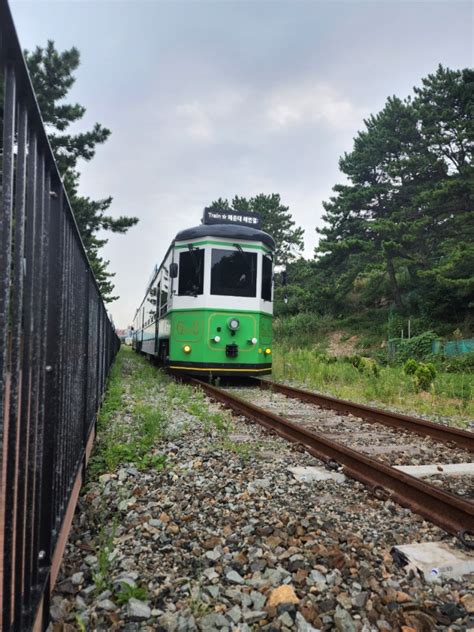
[7,102,28,632]
[1,61,17,632]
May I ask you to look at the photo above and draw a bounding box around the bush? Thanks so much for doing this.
[442,351,474,373]
[342,354,379,376]
[393,331,439,362]
[414,362,437,391]
[404,358,418,375]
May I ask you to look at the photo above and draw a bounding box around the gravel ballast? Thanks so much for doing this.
[50,352,474,631]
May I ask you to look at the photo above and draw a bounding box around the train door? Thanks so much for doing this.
[154,281,161,354]
[157,276,169,365]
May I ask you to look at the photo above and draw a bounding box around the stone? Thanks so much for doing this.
[461,594,474,614]
[295,611,321,632]
[334,606,356,632]
[289,554,305,571]
[251,590,267,610]
[243,610,267,624]
[336,592,352,610]
[127,598,151,620]
[267,585,299,608]
[352,592,369,608]
[308,570,326,585]
[279,611,294,627]
[205,548,221,562]
[227,605,242,623]
[288,466,346,483]
[205,585,220,599]
[200,613,228,629]
[156,612,179,631]
[97,599,116,611]
[226,570,245,584]
[71,572,84,586]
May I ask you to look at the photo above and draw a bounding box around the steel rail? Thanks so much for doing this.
[253,378,474,452]
[191,379,474,541]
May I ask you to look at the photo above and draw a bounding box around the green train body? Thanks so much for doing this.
[132,219,274,377]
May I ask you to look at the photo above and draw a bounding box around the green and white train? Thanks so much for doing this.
[131,210,274,376]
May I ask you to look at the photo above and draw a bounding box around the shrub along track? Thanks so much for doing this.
[189,378,474,546]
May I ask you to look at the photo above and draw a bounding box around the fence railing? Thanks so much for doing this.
[0,1,120,630]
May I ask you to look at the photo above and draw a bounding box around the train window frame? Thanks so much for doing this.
[178,248,204,296]
[160,285,169,316]
[261,253,272,301]
[210,248,257,298]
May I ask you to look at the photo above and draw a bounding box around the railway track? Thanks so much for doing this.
[190,377,474,546]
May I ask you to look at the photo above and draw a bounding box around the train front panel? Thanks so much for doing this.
[167,308,272,375]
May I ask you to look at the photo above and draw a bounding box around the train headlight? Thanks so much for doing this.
[212,335,221,343]
[264,347,272,355]
[183,345,192,354]
[228,318,240,331]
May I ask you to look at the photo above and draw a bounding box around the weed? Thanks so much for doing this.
[189,586,211,617]
[115,582,149,605]
[74,614,87,632]
[93,518,118,593]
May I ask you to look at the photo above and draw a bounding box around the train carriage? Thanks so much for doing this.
[132,209,274,376]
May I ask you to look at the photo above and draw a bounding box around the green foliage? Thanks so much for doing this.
[273,65,474,326]
[442,351,474,373]
[115,583,149,605]
[273,312,334,346]
[272,343,472,424]
[413,362,437,391]
[207,194,304,265]
[25,41,138,301]
[74,614,87,632]
[91,348,232,476]
[403,359,418,375]
[92,518,118,592]
[394,331,439,362]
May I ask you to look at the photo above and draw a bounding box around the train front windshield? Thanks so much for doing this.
[211,248,257,297]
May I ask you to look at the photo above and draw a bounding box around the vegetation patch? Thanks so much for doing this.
[89,347,233,477]
[273,343,473,426]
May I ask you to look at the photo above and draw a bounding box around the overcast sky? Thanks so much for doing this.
[10,0,473,327]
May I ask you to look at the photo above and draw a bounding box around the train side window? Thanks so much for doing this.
[160,286,168,316]
[211,248,257,297]
[178,249,204,296]
[261,254,272,301]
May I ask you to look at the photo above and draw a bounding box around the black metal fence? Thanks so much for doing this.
[0,1,120,630]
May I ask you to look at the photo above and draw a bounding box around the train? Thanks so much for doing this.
[131,208,275,376]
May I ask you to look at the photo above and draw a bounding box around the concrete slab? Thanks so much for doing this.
[288,466,346,483]
[391,541,474,582]
[394,462,474,477]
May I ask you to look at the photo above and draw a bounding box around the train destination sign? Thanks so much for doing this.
[202,208,261,229]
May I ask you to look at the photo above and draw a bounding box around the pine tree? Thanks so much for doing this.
[314,65,473,323]
[208,194,304,265]
[25,41,139,301]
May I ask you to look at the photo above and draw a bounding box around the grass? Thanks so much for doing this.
[89,346,233,476]
[273,343,473,426]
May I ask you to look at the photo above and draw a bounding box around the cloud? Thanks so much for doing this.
[174,89,246,141]
[165,79,366,150]
[265,81,368,132]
